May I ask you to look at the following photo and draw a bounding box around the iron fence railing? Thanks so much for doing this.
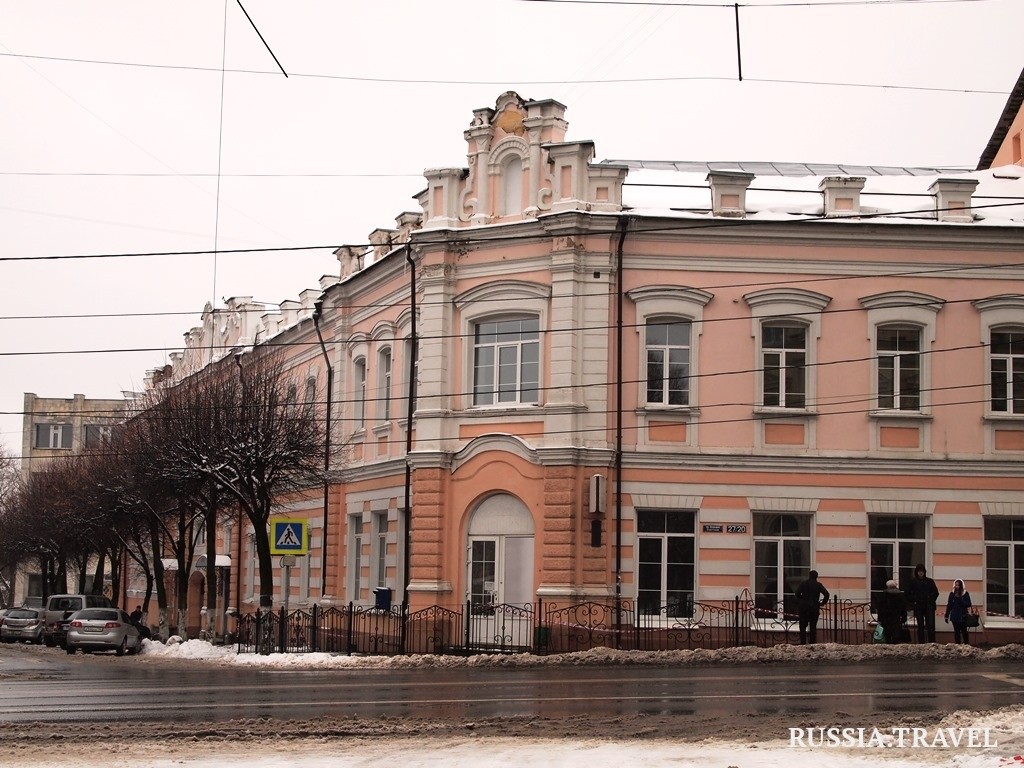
[235,593,889,655]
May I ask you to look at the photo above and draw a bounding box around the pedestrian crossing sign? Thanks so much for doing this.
[270,519,308,555]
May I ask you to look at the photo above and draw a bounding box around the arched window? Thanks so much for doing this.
[353,357,367,427]
[378,348,392,422]
[500,156,523,217]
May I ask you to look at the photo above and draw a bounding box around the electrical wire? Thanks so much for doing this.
[2,198,1022,264]
[0,50,1011,95]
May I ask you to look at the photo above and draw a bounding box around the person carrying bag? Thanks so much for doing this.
[944,579,973,645]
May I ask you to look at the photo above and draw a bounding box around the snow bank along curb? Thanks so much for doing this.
[138,638,1024,669]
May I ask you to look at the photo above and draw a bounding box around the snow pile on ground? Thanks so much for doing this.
[138,637,1024,669]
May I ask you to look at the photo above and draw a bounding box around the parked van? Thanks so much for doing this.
[43,594,112,647]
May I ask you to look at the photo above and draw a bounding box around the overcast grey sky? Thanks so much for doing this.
[1,0,1021,456]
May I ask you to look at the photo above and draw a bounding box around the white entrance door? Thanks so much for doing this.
[466,494,536,649]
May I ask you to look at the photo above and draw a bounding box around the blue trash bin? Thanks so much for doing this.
[373,587,392,610]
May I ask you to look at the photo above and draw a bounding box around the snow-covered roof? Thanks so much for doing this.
[608,161,1024,225]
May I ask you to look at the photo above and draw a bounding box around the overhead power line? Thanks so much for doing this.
[0,51,1010,95]
[1,198,1022,264]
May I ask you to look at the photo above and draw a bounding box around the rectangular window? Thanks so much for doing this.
[761,324,806,408]
[877,327,921,410]
[34,424,72,450]
[645,320,691,406]
[374,513,389,588]
[991,331,1024,414]
[753,513,811,619]
[868,515,926,609]
[473,318,539,406]
[984,517,1024,618]
[84,425,113,448]
[350,517,364,601]
[635,510,695,618]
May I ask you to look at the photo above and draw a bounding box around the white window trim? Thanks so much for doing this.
[454,281,551,411]
[744,288,830,414]
[627,286,713,413]
[974,295,1024,420]
[377,347,393,423]
[861,291,942,416]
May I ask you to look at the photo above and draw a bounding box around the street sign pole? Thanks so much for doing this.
[280,555,296,622]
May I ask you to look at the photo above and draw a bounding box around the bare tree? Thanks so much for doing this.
[0,446,22,607]
[144,350,326,621]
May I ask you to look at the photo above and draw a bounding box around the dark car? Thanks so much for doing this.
[65,608,141,656]
[0,607,45,644]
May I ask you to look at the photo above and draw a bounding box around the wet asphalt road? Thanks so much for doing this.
[0,643,1022,725]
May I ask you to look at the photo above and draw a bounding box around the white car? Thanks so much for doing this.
[65,608,141,656]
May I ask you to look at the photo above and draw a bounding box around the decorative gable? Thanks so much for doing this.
[418,92,626,229]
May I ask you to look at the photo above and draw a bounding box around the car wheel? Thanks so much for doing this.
[44,637,55,648]
[65,646,76,655]
[116,638,127,657]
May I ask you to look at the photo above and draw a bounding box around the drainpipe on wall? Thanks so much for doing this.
[403,246,418,605]
[614,215,630,608]
[312,298,334,599]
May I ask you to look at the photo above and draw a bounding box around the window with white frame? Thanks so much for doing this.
[745,288,830,414]
[378,348,392,422]
[374,512,389,588]
[645,319,691,406]
[454,281,550,410]
[628,286,712,414]
[753,513,811,619]
[34,424,72,450]
[877,326,921,411]
[353,358,366,428]
[985,517,1024,618]
[635,509,695,618]
[868,515,926,609]
[350,517,364,601]
[861,292,942,415]
[990,329,1024,415]
[472,317,539,406]
[761,323,807,409]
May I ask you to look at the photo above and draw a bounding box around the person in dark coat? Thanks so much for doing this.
[876,579,909,644]
[905,564,939,643]
[944,579,973,645]
[795,570,830,644]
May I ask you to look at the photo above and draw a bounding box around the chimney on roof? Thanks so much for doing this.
[335,245,366,280]
[707,170,754,218]
[928,178,979,223]
[818,176,866,218]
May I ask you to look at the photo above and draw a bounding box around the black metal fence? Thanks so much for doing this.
[235,592,878,655]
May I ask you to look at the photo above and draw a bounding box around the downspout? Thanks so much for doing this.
[403,246,418,604]
[312,298,334,598]
[614,215,630,607]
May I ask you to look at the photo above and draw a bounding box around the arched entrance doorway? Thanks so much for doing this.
[466,493,535,646]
